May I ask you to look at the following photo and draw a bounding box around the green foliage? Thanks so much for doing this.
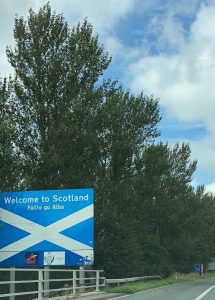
[6,3,111,189]
[131,142,215,277]
[0,79,20,191]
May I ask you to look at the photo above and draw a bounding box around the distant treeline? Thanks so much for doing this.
[1,3,215,280]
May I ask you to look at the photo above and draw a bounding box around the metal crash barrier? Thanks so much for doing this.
[0,268,105,299]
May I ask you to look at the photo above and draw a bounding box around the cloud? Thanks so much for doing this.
[205,182,215,195]
[0,0,134,76]
[50,0,135,63]
[125,3,215,185]
[129,3,215,125]
[141,4,215,118]
[189,135,215,180]
[52,0,134,32]
[0,0,35,76]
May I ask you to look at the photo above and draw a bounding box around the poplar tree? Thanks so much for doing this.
[0,79,20,191]
[6,3,111,189]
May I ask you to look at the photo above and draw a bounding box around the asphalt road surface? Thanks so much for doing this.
[108,277,215,300]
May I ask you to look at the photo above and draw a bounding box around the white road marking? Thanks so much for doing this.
[194,285,215,300]
[108,282,215,300]
[109,295,131,300]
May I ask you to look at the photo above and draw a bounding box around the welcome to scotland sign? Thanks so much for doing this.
[0,189,94,267]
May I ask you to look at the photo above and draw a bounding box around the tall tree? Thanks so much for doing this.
[0,79,20,191]
[6,3,111,189]
[177,186,215,271]
[133,142,198,276]
[94,88,161,277]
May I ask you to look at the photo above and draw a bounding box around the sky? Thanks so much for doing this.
[1,0,215,193]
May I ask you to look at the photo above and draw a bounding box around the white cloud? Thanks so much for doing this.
[52,0,134,32]
[103,36,124,58]
[189,136,215,177]
[126,3,215,185]
[0,0,134,76]
[50,0,135,62]
[205,182,215,195]
[129,4,215,126]
[0,0,34,75]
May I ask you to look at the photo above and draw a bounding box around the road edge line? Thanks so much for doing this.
[108,279,215,300]
[108,281,191,300]
[194,285,215,300]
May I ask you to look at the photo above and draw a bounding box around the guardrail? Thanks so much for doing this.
[106,275,162,287]
[0,268,105,299]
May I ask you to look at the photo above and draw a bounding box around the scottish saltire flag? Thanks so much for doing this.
[0,189,94,267]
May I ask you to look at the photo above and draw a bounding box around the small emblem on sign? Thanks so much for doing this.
[44,251,65,265]
[44,254,54,265]
[25,252,39,266]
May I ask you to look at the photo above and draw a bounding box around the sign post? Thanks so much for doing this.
[201,264,204,276]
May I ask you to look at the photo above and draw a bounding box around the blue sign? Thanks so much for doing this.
[194,264,201,272]
[0,189,94,267]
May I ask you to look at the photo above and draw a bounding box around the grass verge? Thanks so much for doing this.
[106,273,215,294]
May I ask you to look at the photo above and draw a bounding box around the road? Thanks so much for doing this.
[108,277,215,300]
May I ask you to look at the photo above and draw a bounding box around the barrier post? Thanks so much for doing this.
[38,269,43,300]
[79,266,85,293]
[96,270,99,292]
[73,270,76,295]
[9,268,15,300]
[44,266,50,297]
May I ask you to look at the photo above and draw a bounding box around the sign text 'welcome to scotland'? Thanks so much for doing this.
[0,189,94,267]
